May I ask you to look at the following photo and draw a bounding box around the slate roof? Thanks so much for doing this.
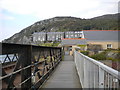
[83,30,119,41]
[61,39,87,45]
[61,30,119,46]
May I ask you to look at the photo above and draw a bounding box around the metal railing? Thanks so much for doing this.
[0,43,62,89]
[74,50,120,89]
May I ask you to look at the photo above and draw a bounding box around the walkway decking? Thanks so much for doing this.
[41,54,82,88]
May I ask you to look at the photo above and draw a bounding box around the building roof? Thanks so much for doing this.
[47,32,64,34]
[61,39,87,45]
[83,30,119,42]
[61,30,119,46]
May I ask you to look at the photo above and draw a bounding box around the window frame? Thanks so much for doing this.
[107,44,112,49]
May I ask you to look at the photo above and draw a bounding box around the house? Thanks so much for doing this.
[61,38,87,55]
[64,31,84,38]
[32,31,84,43]
[32,30,119,52]
[83,30,120,50]
[47,32,64,41]
[61,30,120,55]
[32,32,46,42]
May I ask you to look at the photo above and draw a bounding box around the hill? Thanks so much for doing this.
[3,13,119,44]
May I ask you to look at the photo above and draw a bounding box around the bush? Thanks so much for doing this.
[39,43,60,47]
[52,43,60,47]
[77,45,86,47]
[90,53,106,60]
[81,51,89,56]
[106,57,119,61]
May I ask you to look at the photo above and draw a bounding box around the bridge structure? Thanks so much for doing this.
[0,43,120,89]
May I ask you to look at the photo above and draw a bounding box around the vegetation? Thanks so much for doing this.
[90,52,106,60]
[80,51,89,56]
[77,45,86,47]
[80,49,120,61]
[39,42,60,47]
[90,49,120,61]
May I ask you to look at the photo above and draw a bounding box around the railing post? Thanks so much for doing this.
[0,43,2,90]
[21,45,32,89]
[99,66,104,88]
[50,49,53,68]
[83,57,87,88]
[53,50,56,66]
[60,48,62,61]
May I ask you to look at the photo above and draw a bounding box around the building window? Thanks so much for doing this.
[66,35,68,38]
[33,37,36,41]
[71,34,73,37]
[107,44,112,49]
[52,36,54,38]
[75,35,77,37]
[38,37,41,41]
[43,38,45,41]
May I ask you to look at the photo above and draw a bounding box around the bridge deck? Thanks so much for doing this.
[41,54,82,88]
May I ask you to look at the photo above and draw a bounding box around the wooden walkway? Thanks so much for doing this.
[41,53,82,88]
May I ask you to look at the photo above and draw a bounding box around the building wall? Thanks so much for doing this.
[87,41,120,49]
[32,31,84,43]
[65,31,83,38]
[32,32,46,42]
[47,32,64,41]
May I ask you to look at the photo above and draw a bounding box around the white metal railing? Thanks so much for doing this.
[74,50,120,88]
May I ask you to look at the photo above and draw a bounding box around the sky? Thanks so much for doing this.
[0,0,119,41]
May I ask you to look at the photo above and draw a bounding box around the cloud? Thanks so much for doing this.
[0,0,119,19]
[0,13,15,20]
[0,0,119,41]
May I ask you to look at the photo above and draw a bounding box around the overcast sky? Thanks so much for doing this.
[0,0,119,41]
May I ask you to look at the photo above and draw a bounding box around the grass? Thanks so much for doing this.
[38,42,60,47]
[77,45,87,47]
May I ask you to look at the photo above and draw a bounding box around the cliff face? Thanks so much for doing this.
[3,13,119,44]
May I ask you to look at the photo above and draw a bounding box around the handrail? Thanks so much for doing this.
[0,43,62,89]
[74,50,120,88]
[80,53,119,79]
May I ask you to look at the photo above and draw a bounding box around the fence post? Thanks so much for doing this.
[21,45,32,89]
[60,48,62,61]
